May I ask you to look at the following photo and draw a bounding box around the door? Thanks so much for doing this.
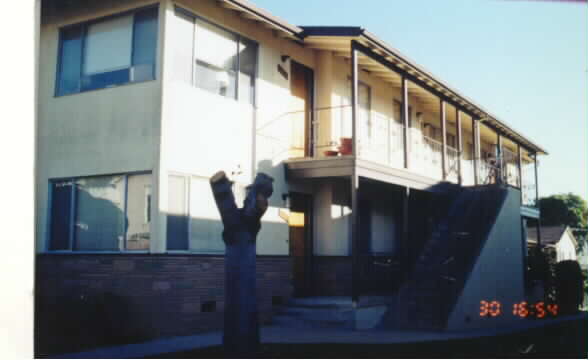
[289,192,313,297]
[290,61,314,157]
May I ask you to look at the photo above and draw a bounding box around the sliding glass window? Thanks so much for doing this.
[173,7,258,105]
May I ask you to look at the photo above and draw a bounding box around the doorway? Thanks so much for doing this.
[288,192,314,297]
[290,61,314,157]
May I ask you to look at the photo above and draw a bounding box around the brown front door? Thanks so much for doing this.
[290,61,314,157]
[289,193,313,297]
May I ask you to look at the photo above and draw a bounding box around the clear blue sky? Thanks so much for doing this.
[253,0,588,201]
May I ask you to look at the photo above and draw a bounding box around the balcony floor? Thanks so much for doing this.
[284,156,457,193]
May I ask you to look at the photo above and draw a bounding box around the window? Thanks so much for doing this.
[173,7,258,104]
[167,174,238,253]
[48,173,152,251]
[56,6,158,96]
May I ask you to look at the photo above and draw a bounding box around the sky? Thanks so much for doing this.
[252,0,588,201]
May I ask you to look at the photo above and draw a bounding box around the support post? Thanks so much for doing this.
[456,109,463,185]
[517,144,523,195]
[534,153,541,247]
[402,187,410,260]
[350,42,360,305]
[473,118,480,185]
[401,77,410,169]
[440,100,447,180]
[497,133,503,184]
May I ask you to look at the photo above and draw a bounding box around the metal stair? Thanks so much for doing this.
[397,185,508,330]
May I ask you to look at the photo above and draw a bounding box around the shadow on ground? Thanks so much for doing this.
[147,317,587,359]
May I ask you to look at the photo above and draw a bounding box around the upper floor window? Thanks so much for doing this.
[173,7,258,105]
[56,6,158,96]
[48,172,152,252]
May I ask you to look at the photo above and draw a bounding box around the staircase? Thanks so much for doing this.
[397,185,508,330]
[271,297,355,329]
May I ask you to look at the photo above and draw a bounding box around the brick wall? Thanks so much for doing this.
[35,254,292,357]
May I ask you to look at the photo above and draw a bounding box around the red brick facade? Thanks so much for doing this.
[35,254,292,356]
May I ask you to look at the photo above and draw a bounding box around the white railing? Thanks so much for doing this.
[501,147,520,187]
[411,131,443,180]
[257,107,536,196]
[446,146,460,183]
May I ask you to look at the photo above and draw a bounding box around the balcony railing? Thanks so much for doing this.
[257,106,537,203]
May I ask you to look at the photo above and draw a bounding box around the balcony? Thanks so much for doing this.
[258,104,538,207]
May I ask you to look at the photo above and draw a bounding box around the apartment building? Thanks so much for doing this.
[36,0,547,355]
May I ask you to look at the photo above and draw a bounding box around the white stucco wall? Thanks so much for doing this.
[36,0,164,253]
[446,187,525,330]
[159,0,316,255]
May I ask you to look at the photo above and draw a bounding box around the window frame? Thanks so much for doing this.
[46,170,153,253]
[173,5,259,106]
[54,4,160,97]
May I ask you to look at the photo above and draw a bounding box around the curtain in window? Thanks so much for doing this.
[49,181,74,250]
[194,20,238,98]
[84,15,133,75]
[238,39,257,104]
[74,176,125,251]
[189,178,225,253]
[126,174,151,250]
[173,11,195,83]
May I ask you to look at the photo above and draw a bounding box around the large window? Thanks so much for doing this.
[48,173,152,251]
[167,174,245,253]
[56,6,158,96]
[173,7,258,105]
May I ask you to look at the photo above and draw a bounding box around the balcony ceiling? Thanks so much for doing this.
[300,28,547,156]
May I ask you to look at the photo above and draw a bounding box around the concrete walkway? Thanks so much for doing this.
[51,313,587,359]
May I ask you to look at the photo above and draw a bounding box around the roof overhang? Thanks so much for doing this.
[218,0,303,40]
[300,26,547,155]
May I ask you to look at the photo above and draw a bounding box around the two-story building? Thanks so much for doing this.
[36,0,547,355]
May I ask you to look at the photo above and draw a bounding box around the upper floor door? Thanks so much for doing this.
[290,61,314,157]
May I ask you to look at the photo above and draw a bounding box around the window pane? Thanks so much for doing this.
[194,20,237,98]
[126,174,151,250]
[84,15,133,75]
[167,175,188,250]
[172,11,195,83]
[132,7,158,81]
[49,180,74,250]
[74,176,125,251]
[189,178,224,253]
[238,39,257,104]
[57,26,83,95]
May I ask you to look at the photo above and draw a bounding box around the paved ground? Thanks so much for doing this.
[50,313,587,359]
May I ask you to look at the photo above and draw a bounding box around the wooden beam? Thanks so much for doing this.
[496,133,502,184]
[402,77,410,169]
[473,118,480,185]
[456,109,463,185]
[350,41,360,304]
[517,144,523,197]
[441,100,447,180]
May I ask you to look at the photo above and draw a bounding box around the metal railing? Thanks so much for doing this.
[257,107,537,200]
[446,146,460,183]
[502,147,520,187]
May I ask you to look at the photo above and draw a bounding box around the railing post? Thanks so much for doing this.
[401,77,410,169]
[497,133,502,184]
[440,100,447,180]
[456,109,463,185]
[350,41,360,305]
[517,144,523,198]
[472,118,480,185]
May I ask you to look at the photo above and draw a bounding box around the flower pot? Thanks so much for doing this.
[324,150,339,157]
[339,137,353,155]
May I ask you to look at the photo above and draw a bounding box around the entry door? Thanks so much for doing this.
[290,61,314,157]
[289,193,313,297]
